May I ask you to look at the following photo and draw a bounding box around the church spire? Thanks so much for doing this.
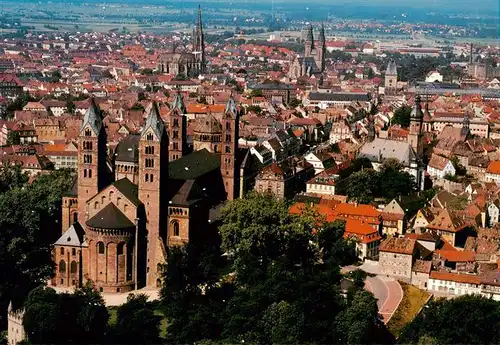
[142,102,165,140]
[319,23,325,43]
[171,90,186,115]
[80,98,102,135]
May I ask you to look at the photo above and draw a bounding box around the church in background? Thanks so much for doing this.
[288,24,326,79]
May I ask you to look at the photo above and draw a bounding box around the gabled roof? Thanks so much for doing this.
[428,154,451,170]
[380,237,415,255]
[54,222,86,247]
[427,208,469,233]
[142,102,165,140]
[169,148,220,180]
[86,203,135,230]
[112,178,140,206]
[170,92,186,115]
[224,97,238,119]
[80,99,102,135]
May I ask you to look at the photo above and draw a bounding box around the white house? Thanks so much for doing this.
[485,161,500,184]
[306,170,336,196]
[250,144,273,165]
[427,154,455,179]
[329,120,352,144]
[428,271,481,296]
[487,199,500,227]
[304,151,335,175]
[425,71,444,83]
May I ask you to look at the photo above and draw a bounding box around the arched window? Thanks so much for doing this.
[173,221,180,237]
[145,174,149,182]
[59,260,66,273]
[84,128,92,136]
[150,174,154,182]
[94,201,98,209]
[145,158,154,168]
[88,169,92,178]
[83,169,87,178]
[73,212,78,223]
[101,196,106,204]
[226,122,231,130]
[124,204,128,212]
[117,197,121,206]
[97,242,105,254]
[117,242,125,255]
[70,261,77,273]
[146,133,153,141]
[84,154,92,164]
[60,247,64,255]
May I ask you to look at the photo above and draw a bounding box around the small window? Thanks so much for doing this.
[97,242,105,254]
[59,260,66,273]
[72,248,76,256]
[173,221,180,236]
[84,128,92,136]
[88,169,92,178]
[70,261,77,273]
[73,212,78,223]
[117,242,125,255]
[150,174,154,182]
[146,133,153,141]
[60,247,64,255]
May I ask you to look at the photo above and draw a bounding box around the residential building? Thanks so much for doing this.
[381,199,406,235]
[487,200,500,226]
[379,237,416,281]
[485,161,500,184]
[306,169,336,196]
[426,208,470,247]
[343,219,381,260]
[44,142,78,170]
[427,154,456,179]
[304,151,335,175]
[427,271,481,296]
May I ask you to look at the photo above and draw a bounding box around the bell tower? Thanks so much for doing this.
[408,95,424,158]
[138,102,169,287]
[317,23,326,72]
[220,97,239,200]
[77,99,107,224]
[168,92,188,161]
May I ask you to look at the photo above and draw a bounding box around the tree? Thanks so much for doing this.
[345,169,378,203]
[161,193,381,344]
[249,89,263,97]
[0,169,74,328]
[113,294,161,344]
[23,283,108,344]
[6,130,20,145]
[377,159,416,200]
[399,295,500,345]
[173,73,188,81]
[289,98,301,108]
[392,105,412,128]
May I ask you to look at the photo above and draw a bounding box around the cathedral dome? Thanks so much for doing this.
[193,114,222,135]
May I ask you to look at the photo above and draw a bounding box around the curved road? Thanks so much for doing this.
[364,275,403,323]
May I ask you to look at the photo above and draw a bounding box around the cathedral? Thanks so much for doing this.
[52,94,240,292]
[288,24,326,79]
[157,6,206,76]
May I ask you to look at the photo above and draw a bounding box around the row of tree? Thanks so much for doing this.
[22,284,161,344]
[336,159,416,203]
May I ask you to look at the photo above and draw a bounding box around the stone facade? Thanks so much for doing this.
[7,303,25,345]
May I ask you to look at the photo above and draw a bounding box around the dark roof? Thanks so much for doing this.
[115,134,140,163]
[64,175,78,197]
[294,194,322,204]
[169,148,220,180]
[247,83,293,90]
[86,203,135,230]
[170,179,206,206]
[309,92,371,102]
[113,178,140,206]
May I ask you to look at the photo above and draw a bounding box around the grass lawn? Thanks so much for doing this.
[387,282,430,338]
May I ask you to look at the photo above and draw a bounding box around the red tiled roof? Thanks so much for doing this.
[429,271,481,285]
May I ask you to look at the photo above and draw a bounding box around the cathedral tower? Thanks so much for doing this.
[304,25,314,57]
[77,99,107,223]
[220,97,239,200]
[168,92,188,161]
[192,5,205,73]
[138,103,169,287]
[316,23,326,72]
[408,95,424,158]
[385,59,398,93]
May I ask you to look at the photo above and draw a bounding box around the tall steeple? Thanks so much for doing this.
[408,95,424,157]
[193,5,205,72]
[169,91,188,161]
[220,96,240,200]
[461,111,470,137]
[139,101,169,287]
[305,25,314,57]
[317,23,326,72]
